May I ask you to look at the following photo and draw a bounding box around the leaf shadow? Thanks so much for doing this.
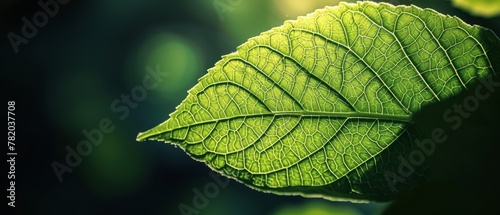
[382,72,500,214]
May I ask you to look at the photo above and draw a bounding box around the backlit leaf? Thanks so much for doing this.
[137,2,500,201]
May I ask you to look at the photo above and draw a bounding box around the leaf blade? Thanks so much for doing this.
[137,2,500,201]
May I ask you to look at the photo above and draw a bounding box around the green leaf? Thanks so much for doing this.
[273,201,365,215]
[137,2,500,201]
[451,0,500,18]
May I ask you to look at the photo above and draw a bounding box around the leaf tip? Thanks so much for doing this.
[136,128,161,142]
[136,131,150,142]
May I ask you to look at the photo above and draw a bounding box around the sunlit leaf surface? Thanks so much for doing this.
[138,2,499,201]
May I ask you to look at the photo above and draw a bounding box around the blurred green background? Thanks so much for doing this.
[1,0,499,214]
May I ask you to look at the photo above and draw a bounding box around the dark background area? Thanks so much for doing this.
[2,0,499,214]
